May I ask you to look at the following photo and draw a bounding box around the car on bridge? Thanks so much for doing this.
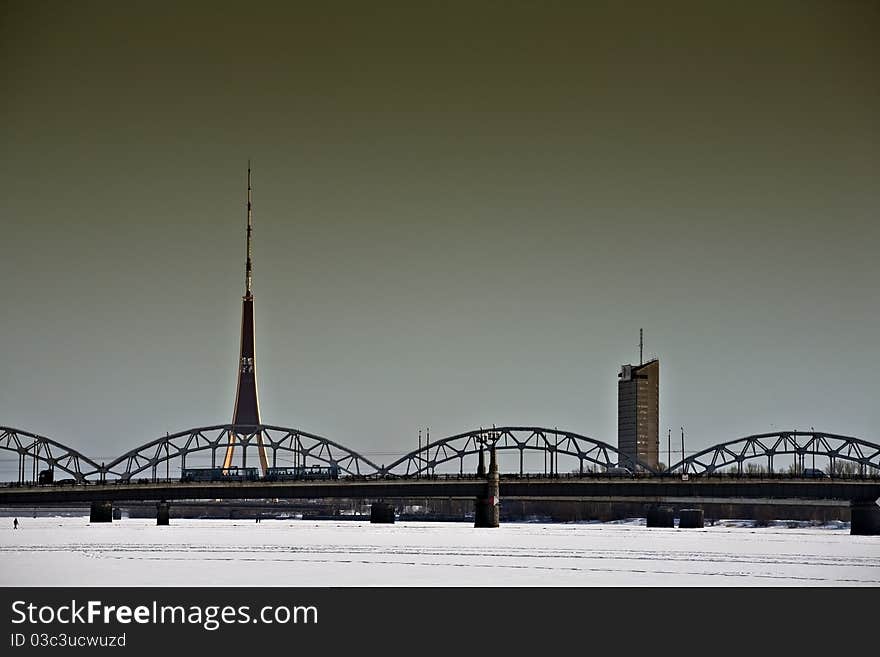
[802,468,829,479]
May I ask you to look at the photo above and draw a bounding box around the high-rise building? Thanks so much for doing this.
[617,359,659,470]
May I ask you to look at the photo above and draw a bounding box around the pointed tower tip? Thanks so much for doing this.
[245,164,254,298]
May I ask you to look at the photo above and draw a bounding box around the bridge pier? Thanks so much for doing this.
[157,501,170,526]
[370,502,395,524]
[678,508,704,529]
[646,505,674,528]
[474,445,500,528]
[89,501,113,523]
[850,501,880,536]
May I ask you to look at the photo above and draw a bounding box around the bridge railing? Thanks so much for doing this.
[3,470,880,488]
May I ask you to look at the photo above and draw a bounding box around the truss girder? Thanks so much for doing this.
[665,431,880,476]
[4,424,879,483]
[0,426,102,483]
[102,424,381,481]
[379,426,657,476]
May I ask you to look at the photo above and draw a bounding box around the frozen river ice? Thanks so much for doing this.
[1,517,877,586]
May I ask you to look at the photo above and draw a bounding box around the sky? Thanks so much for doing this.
[1,1,878,473]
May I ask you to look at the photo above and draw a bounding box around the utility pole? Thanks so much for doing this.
[680,427,685,473]
[667,428,671,471]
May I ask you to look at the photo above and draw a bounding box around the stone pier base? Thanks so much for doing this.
[850,501,880,536]
[157,502,170,526]
[370,502,395,524]
[90,501,113,523]
[678,508,704,529]
[474,497,499,528]
[646,506,674,528]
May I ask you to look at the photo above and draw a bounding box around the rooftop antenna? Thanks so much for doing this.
[639,328,644,365]
[245,160,253,299]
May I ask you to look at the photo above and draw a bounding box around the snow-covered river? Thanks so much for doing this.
[1,517,877,586]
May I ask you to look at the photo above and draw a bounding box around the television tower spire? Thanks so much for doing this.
[223,163,269,475]
[245,161,253,298]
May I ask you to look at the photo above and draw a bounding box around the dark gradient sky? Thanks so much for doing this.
[2,1,878,469]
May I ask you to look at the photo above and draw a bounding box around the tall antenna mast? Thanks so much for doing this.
[225,161,267,475]
[245,161,253,298]
[639,328,643,365]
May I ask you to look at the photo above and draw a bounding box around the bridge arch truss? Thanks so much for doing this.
[380,426,658,477]
[103,424,381,482]
[0,427,102,484]
[665,431,880,476]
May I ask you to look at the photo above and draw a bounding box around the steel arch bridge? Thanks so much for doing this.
[0,426,102,484]
[4,424,879,483]
[103,424,381,482]
[379,426,658,477]
[664,431,880,476]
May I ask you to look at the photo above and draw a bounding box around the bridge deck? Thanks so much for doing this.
[1,477,878,505]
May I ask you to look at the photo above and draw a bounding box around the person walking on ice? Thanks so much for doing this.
[13,518,19,529]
